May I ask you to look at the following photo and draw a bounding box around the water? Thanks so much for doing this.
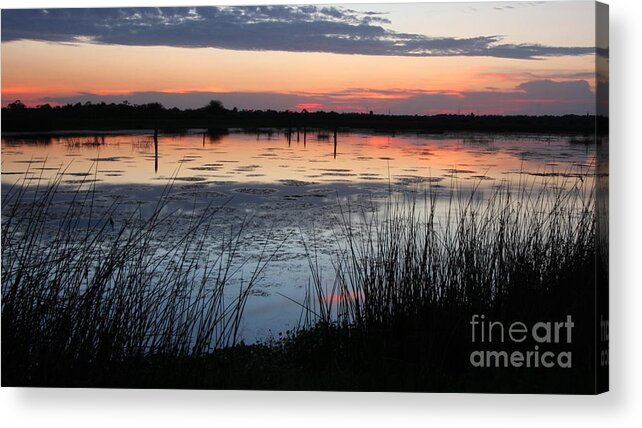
[1,130,597,342]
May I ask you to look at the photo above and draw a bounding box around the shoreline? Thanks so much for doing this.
[1,127,604,139]
[2,103,608,136]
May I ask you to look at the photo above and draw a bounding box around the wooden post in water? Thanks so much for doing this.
[333,127,338,159]
[154,128,159,173]
[303,127,307,147]
[203,132,206,147]
[297,127,300,142]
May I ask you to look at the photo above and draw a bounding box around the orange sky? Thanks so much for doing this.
[1,40,596,110]
[0,3,600,114]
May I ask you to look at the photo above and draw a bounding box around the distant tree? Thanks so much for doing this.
[204,100,225,113]
[8,100,26,109]
[144,102,164,111]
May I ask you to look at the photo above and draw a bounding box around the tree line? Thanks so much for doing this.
[2,100,607,135]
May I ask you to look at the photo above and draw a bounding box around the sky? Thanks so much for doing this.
[1,1,603,115]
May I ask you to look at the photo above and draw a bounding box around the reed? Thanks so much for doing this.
[1,165,280,386]
[314,174,595,326]
[291,173,597,391]
[1,166,597,390]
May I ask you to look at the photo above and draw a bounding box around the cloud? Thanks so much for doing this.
[38,80,596,115]
[41,91,311,111]
[515,79,593,100]
[390,80,595,115]
[1,6,594,59]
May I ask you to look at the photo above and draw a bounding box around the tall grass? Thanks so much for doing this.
[306,174,594,328]
[294,173,597,391]
[1,164,597,390]
[1,165,279,386]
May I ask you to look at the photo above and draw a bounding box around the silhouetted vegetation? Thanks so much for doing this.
[1,169,283,387]
[292,179,598,392]
[1,169,599,392]
[2,100,607,135]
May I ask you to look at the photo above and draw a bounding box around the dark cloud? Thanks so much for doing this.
[41,80,596,115]
[391,80,595,115]
[515,79,592,100]
[42,91,314,112]
[1,6,593,59]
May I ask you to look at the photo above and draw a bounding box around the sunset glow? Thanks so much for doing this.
[1,2,601,114]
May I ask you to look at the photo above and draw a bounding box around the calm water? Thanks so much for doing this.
[1,130,596,186]
[1,130,597,341]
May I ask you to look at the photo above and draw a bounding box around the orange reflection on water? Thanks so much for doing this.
[1,131,595,191]
[324,290,365,305]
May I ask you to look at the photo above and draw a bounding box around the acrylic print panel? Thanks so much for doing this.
[0,1,609,393]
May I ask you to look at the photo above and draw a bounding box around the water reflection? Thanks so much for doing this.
[1,130,598,341]
[1,130,596,189]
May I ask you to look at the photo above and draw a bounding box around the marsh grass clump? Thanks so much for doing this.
[63,136,106,148]
[295,175,597,392]
[326,175,595,321]
[1,166,278,387]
